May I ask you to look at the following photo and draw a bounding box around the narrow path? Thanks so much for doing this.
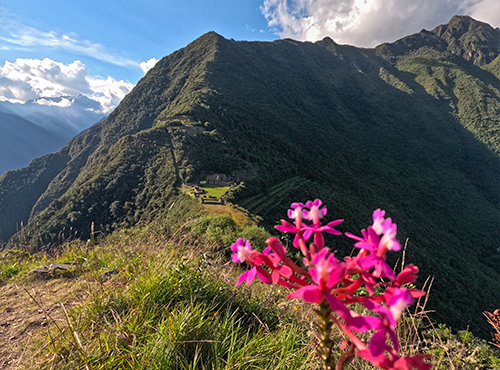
[164,128,181,185]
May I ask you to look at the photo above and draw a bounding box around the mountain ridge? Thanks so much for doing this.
[0,16,499,337]
[0,95,106,139]
[0,112,68,174]
[375,15,500,66]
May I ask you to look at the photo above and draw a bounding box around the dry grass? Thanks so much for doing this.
[0,278,91,369]
[203,204,250,226]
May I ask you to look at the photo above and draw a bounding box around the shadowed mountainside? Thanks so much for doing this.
[0,112,68,174]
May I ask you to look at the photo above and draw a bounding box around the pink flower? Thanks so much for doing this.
[372,209,386,234]
[278,202,307,246]
[236,266,272,286]
[388,265,426,299]
[236,266,257,285]
[308,248,346,292]
[358,351,432,370]
[392,354,432,370]
[303,199,327,224]
[379,222,401,253]
[288,248,350,319]
[231,238,253,263]
[358,254,396,280]
[287,202,306,225]
[347,209,400,255]
[388,288,414,322]
[303,219,343,249]
[231,238,274,286]
[395,265,419,286]
[346,227,377,252]
[363,288,414,356]
[275,220,303,247]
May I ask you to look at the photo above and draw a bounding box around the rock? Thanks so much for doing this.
[98,269,119,281]
[28,263,77,279]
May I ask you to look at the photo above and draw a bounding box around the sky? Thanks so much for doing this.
[1,0,499,114]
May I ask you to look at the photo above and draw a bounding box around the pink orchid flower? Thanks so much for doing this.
[363,288,414,357]
[231,238,253,263]
[303,199,327,224]
[231,201,428,369]
[288,248,345,302]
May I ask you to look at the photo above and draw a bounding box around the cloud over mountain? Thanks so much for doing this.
[0,58,134,113]
[140,58,159,74]
[261,0,500,47]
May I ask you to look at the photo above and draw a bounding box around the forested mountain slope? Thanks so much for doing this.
[0,16,498,336]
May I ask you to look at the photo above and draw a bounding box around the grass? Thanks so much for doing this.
[202,204,250,226]
[1,221,317,370]
[180,184,230,199]
[1,215,499,369]
[199,184,230,199]
[179,184,250,226]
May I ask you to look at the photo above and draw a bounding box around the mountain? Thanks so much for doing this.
[0,95,106,140]
[0,16,499,337]
[0,112,68,174]
[376,15,500,67]
[0,95,106,175]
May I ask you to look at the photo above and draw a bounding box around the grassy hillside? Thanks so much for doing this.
[1,199,499,369]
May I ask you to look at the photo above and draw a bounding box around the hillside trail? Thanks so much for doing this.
[0,279,89,369]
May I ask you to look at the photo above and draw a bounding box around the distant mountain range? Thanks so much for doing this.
[0,15,498,337]
[0,112,68,174]
[0,94,106,174]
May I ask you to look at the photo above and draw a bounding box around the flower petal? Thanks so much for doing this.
[236,270,249,286]
[288,285,322,303]
[245,267,257,286]
[369,329,387,357]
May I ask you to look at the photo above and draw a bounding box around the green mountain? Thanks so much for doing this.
[0,16,498,337]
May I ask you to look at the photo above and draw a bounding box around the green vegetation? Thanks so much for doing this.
[419,324,500,369]
[0,213,314,369]
[182,184,230,200]
[199,183,230,198]
[0,17,499,339]
[1,212,499,369]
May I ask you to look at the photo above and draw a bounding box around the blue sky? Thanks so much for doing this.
[1,0,274,85]
[1,0,498,113]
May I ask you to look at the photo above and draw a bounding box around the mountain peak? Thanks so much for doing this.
[191,31,226,47]
[376,15,499,66]
[432,15,500,65]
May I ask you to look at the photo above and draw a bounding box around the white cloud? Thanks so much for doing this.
[35,97,73,107]
[0,58,134,114]
[140,58,159,74]
[87,75,135,113]
[261,0,500,47]
[1,22,139,68]
[459,0,500,28]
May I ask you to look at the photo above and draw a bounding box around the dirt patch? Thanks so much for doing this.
[0,280,90,369]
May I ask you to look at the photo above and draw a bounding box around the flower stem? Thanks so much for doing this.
[316,301,336,370]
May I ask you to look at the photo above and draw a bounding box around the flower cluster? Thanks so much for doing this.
[231,199,431,369]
